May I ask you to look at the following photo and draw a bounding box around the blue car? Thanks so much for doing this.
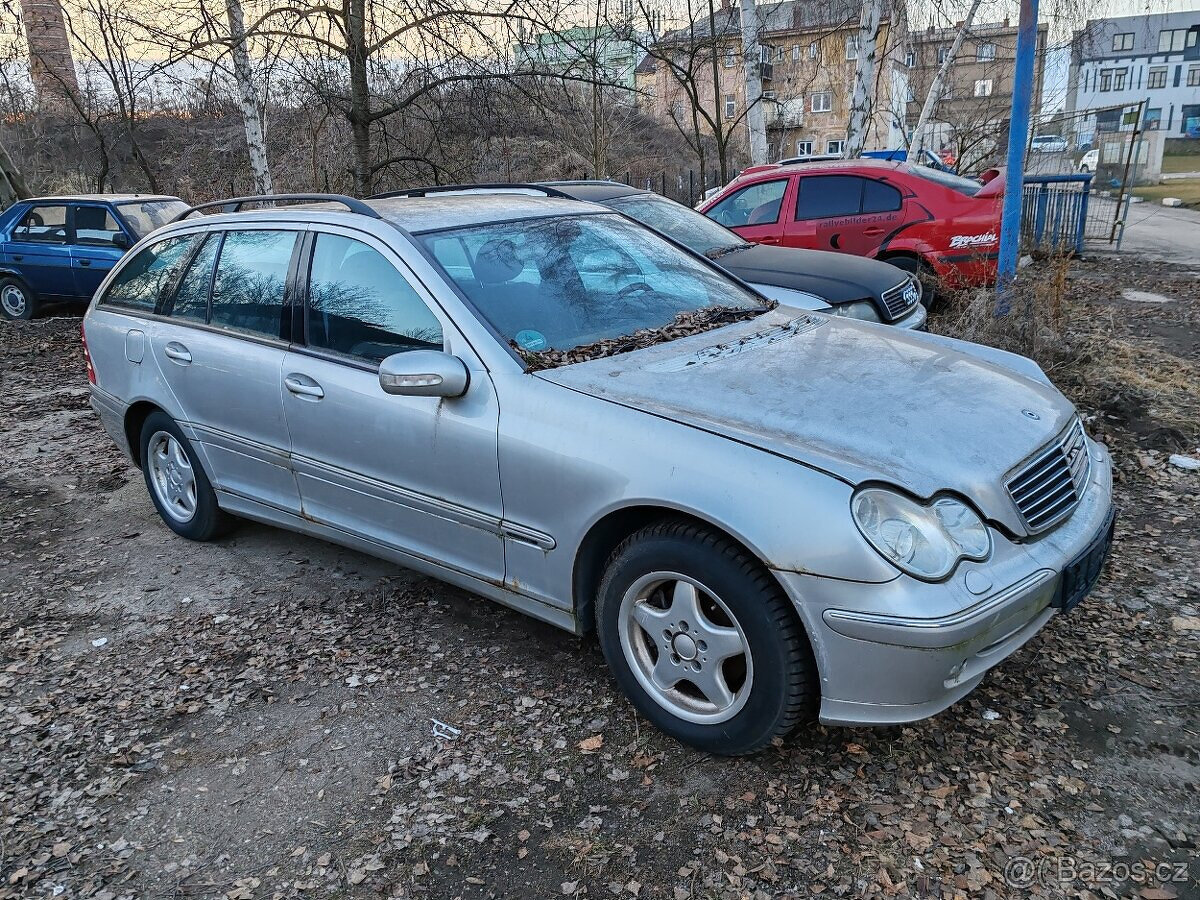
[0,194,187,319]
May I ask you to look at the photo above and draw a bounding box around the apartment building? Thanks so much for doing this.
[635,0,909,162]
[904,20,1048,168]
[1066,11,1200,137]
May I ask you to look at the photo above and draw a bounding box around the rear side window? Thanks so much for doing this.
[862,180,903,213]
[795,176,864,219]
[100,234,197,312]
[306,233,442,362]
[707,179,789,227]
[167,233,219,322]
[13,205,68,243]
[209,230,297,340]
[74,206,125,247]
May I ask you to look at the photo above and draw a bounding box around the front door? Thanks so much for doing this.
[149,227,302,514]
[70,204,131,299]
[5,203,75,300]
[280,229,504,583]
[705,178,794,246]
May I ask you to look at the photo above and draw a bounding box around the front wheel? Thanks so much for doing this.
[0,277,37,320]
[596,519,816,755]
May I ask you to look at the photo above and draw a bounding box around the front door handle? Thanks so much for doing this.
[285,374,324,399]
[78,259,92,267]
[163,342,191,364]
[12,255,22,261]
[758,236,781,245]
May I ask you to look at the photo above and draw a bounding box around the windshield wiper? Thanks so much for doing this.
[705,243,752,260]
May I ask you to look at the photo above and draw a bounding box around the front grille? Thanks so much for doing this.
[880,279,919,320]
[1006,419,1090,533]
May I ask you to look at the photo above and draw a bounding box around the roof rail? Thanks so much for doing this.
[370,183,573,200]
[170,193,381,223]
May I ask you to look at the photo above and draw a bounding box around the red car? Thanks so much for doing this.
[699,159,1004,288]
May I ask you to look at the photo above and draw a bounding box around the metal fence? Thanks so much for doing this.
[1020,175,1093,255]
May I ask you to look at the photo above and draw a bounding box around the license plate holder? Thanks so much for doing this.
[1052,507,1116,613]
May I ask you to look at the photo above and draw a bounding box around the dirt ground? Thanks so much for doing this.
[1,256,1198,900]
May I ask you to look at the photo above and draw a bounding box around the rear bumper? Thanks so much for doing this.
[89,386,133,461]
[774,439,1114,726]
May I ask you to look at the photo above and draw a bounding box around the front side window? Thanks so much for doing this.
[306,234,442,362]
[707,179,789,227]
[420,214,766,354]
[795,175,863,219]
[208,230,296,340]
[811,91,832,112]
[13,205,68,244]
[168,232,219,322]
[73,206,125,248]
[100,234,197,312]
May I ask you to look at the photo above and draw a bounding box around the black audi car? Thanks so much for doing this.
[373,181,925,328]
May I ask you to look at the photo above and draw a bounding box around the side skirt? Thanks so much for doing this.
[215,490,580,635]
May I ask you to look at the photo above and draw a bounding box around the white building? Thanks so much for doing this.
[1067,11,1200,137]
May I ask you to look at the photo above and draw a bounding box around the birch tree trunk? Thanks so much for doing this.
[907,0,984,160]
[844,0,885,157]
[225,0,273,195]
[738,0,767,165]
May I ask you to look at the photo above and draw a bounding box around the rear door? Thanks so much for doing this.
[704,178,794,246]
[149,227,303,514]
[4,203,76,299]
[786,175,904,256]
[70,203,131,299]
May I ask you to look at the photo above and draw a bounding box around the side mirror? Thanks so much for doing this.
[378,350,469,398]
[112,233,130,250]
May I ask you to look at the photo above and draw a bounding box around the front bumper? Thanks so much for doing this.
[774,438,1114,726]
[891,302,927,331]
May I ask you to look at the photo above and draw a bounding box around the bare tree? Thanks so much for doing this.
[907,0,983,160]
[0,137,31,206]
[224,0,273,193]
[737,0,765,165]
[844,0,885,156]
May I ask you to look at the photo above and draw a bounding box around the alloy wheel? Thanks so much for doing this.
[147,430,198,523]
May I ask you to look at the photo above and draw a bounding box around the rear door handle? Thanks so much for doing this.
[163,342,191,364]
[863,227,885,236]
[285,374,324,399]
[12,255,22,261]
[78,259,92,267]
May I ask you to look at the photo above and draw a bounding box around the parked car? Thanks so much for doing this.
[1078,149,1100,174]
[699,159,1004,289]
[1030,135,1069,154]
[374,182,925,328]
[0,194,188,319]
[83,192,1115,755]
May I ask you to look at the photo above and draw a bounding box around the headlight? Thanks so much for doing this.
[851,488,991,580]
[831,299,882,322]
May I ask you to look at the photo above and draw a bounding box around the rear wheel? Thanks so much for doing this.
[139,411,232,541]
[0,277,36,320]
[596,519,816,755]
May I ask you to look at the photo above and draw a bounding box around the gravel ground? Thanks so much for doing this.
[1,257,1198,900]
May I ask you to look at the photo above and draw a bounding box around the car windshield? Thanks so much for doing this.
[604,193,747,257]
[904,165,982,197]
[420,213,770,362]
[116,199,190,237]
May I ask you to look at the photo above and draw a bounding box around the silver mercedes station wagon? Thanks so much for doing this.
[82,193,1115,754]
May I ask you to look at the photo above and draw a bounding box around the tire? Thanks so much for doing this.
[0,277,37,320]
[139,411,232,541]
[595,518,816,755]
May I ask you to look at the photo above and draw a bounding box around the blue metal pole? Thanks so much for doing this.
[994,0,1040,316]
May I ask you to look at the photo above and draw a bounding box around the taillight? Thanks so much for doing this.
[81,321,96,384]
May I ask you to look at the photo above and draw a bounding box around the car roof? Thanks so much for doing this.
[538,180,650,203]
[22,194,181,204]
[740,158,906,180]
[172,195,613,235]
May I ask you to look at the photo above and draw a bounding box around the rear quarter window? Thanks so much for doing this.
[99,234,198,312]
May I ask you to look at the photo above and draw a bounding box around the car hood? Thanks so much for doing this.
[537,309,1076,536]
[719,244,907,304]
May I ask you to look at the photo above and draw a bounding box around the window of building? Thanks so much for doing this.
[777,45,786,61]
[724,93,736,117]
[825,139,845,155]
[1112,32,1134,52]
[723,49,736,68]
[1144,107,1162,129]
[1189,65,1200,87]
[1099,69,1113,91]
[904,50,915,67]
[307,234,442,361]
[811,91,832,112]
[760,45,771,64]
[845,36,859,60]
[976,42,995,61]
[795,140,812,156]
[809,41,818,59]
[792,44,800,61]
[209,230,297,340]
[1158,29,1186,53]
[937,46,948,64]
[1113,67,1127,90]
[1148,66,1167,88]
[973,78,994,97]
